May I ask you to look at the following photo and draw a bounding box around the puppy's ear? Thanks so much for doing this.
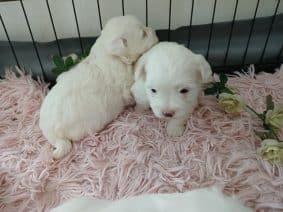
[134,54,147,81]
[107,37,127,55]
[195,54,213,83]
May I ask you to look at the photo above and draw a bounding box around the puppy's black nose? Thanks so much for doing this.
[162,111,175,118]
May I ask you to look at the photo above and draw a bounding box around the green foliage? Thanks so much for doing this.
[204,73,233,96]
[219,72,228,85]
[203,71,282,164]
[65,56,74,67]
[266,95,274,111]
[53,55,64,67]
[204,86,217,95]
[51,48,90,75]
[221,87,233,95]
[204,72,281,144]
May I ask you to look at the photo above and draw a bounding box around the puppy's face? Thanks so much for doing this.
[135,43,212,119]
[103,15,158,64]
[145,63,202,119]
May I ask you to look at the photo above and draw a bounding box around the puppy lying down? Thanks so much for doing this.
[131,42,213,137]
[51,187,252,212]
[39,15,158,159]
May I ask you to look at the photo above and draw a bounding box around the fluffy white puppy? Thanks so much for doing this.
[131,42,212,137]
[51,187,252,212]
[39,15,158,159]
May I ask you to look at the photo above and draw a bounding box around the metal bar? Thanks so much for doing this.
[145,0,148,26]
[259,0,281,64]
[187,0,194,48]
[242,0,260,65]
[97,0,103,30]
[46,0,62,56]
[206,0,217,59]
[0,14,20,68]
[223,0,239,65]
[213,63,278,74]
[122,0,125,16]
[277,45,283,62]
[72,0,83,53]
[168,0,172,41]
[19,0,45,78]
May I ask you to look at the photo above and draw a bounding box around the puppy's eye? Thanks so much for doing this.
[179,88,189,94]
[151,89,157,93]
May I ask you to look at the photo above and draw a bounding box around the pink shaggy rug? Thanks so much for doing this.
[1,66,283,212]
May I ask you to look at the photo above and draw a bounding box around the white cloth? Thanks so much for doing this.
[51,187,252,212]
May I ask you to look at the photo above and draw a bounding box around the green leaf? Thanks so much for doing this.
[53,55,64,67]
[204,87,218,95]
[266,95,274,111]
[221,87,234,94]
[214,82,223,89]
[263,123,272,131]
[51,49,91,78]
[65,56,74,67]
[52,66,66,75]
[258,114,265,120]
[82,48,90,58]
[219,73,228,85]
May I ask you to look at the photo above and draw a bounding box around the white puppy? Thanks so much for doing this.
[131,42,212,137]
[39,15,158,159]
[51,187,252,212]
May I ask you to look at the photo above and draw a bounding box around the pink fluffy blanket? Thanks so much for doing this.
[0,66,283,212]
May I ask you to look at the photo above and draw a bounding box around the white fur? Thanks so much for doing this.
[39,15,158,159]
[131,42,213,137]
[51,187,252,212]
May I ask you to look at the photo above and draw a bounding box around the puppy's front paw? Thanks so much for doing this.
[166,120,186,137]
